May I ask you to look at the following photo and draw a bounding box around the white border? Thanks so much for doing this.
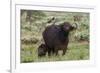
[11,3,96,73]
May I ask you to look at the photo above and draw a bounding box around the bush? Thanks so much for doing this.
[74,30,89,41]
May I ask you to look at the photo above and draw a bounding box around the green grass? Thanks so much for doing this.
[21,41,89,63]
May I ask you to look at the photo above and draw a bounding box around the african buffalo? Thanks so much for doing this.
[42,22,77,56]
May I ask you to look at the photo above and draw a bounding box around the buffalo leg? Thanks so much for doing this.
[62,48,67,55]
[52,48,55,55]
[48,49,52,56]
[55,49,58,56]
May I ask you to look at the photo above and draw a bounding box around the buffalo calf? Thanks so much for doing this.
[38,44,47,57]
